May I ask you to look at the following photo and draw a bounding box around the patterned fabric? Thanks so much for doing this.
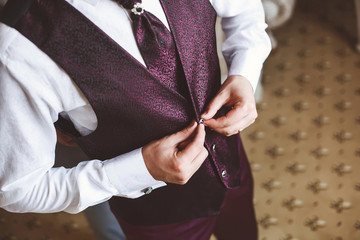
[115,214,218,240]
[116,0,187,94]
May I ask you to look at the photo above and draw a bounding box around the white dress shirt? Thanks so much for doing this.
[0,0,271,213]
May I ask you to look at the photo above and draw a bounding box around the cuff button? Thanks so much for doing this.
[143,187,153,195]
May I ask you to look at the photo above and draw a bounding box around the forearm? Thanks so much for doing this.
[0,113,164,214]
[1,160,117,214]
[2,148,165,214]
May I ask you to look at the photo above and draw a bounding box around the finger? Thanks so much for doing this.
[208,111,257,136]
[176,124,206,160]
[168,120,197,145]
[188,147,209,175]
[174,147,208,185]
[201,90,229,120]
[177,120,205,150]
[177,137,193,151]
[204,103,252,129]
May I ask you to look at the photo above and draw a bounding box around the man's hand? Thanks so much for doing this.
[56,129,77,147]
[142,121,208,185]
[201,75,257,136]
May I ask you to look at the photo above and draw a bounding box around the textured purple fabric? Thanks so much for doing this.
[115,0,135,9]
[117,0,186,93]
[11,0,253,226]
[116,214,217,240]
[214,136,258,240]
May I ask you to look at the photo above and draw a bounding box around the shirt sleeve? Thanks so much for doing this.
[210,0,272,91]
[0,24,165,214]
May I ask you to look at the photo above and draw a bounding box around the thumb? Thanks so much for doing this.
[201,90,229,120]
[168,120,198,145]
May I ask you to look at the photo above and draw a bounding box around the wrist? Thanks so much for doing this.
[226,75,254,93]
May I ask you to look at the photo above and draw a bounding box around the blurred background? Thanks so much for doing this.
[0,0,359,239]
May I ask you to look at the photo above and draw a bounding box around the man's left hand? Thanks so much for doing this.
[201,75,257,136]
[56,129,78,147]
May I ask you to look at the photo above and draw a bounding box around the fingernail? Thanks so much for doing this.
[190,120,197,127]
[201,110,208,118]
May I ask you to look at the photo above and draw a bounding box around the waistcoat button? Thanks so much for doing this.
[211,144,216,152]
[221,170,227,178]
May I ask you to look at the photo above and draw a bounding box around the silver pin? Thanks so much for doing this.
[131,2,144,16]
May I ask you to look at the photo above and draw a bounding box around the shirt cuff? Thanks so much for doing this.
[227,50,264,92]
[103,148,166,199]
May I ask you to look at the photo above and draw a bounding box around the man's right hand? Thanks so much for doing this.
[142,121,208,185]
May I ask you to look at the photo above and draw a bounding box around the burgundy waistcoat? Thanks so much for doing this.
[2,0,249,225]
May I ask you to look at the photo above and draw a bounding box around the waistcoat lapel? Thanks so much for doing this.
[159,0,221,117]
